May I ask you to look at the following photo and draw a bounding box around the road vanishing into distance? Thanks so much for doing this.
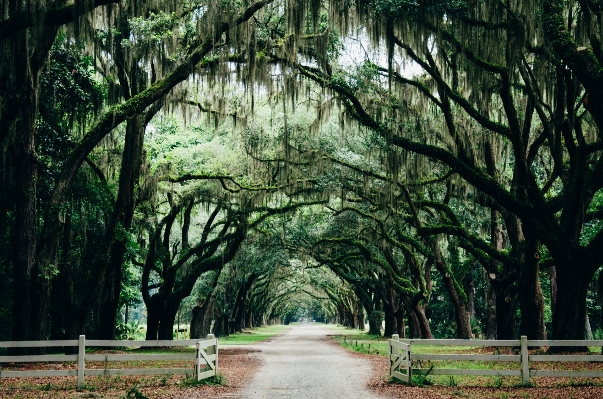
[237,322,384,399]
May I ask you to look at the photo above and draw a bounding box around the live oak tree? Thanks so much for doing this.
[2,0,602,344]
[256,0,603,341]
[0,0,277,343]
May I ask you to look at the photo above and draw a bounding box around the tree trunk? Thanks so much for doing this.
[406,308,421,338]
[485,275,498,339]
[158,298,182,340]
[367,309,382,336]
[464,269,475,323]
[519,236,546,339]
[356,299,364,330]
[585,313,593,340]
[552,265,590,342]
[98,116,145,340]
[64,316,86,355]
[434,255,472,339]
[395,308,405,337]
[415,305,433,339]
[9,20,62,348]
[383,300,396,337]
[549,266,557,320]
[495,282,517,339]
[230,275,256,333]
[190,306,204,339]
[10,45,40,348]
[145,298,163,340]
[190,300,214,339]
[403,297,422,338]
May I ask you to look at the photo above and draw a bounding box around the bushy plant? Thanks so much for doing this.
[116,320,144,340]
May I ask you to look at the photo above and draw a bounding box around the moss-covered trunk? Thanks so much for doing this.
[519,233,546,339]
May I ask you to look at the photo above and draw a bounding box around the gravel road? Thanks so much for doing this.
[237,322,386,399]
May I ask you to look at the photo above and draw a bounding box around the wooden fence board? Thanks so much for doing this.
[527,340,603,347]
[85,339,200,347]
[529,370,603,378]
[85,354,200,362]
[412,368,521,376]
[0,369,77,377]
[0,355,78,363]
[197,369,216,379]
[0,340,78,348]
[84,368,195,376]
[400,339,519,346]
[412,354,520,362]
[391,370,408,381]
[529,355,603,362]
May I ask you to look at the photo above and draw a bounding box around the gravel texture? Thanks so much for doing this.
[238,322,388,399]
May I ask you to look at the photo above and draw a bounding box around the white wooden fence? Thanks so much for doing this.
[0,335,218,387]
[389,335,603,385]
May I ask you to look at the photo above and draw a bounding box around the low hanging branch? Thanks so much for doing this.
[38,0,274,264]
[47,0,274,212]
[0,0,119,41]
[273,55,537,222]
[163,173,293,193]
[312,237,416,296]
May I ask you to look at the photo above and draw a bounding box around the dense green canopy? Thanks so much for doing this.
[1,0,602,347]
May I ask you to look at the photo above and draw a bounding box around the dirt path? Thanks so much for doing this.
[237,322,387,399]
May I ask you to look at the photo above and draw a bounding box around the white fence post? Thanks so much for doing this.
[405,339,412,383]
[520,335,529,385]
[78,335,85,388]
[207,334,217,375]
[390,334,399,378]
[195,340,201,381]
[390,334,398,380]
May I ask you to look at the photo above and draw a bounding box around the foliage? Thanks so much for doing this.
[116,320,145,340]
[124,385,149,399]
[180,372,225,387]
[3,0,603,352]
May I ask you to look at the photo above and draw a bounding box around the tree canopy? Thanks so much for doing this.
[1,0,602,347]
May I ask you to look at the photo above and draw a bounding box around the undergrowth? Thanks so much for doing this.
[180,372,225,387]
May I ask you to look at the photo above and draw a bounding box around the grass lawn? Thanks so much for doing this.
[219,323,294,345]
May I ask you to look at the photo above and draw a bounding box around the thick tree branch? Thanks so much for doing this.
[0,0,119,41]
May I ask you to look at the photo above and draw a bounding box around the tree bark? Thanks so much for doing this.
[552,265,590,342]
[415,304,433,339]
[190,273,221,339]
[355,298,365,330]
[97,114,146,340]
[434,245,472,339]
[158,297,181,340]
[383,298,397,337]
[519,235,547,339]
[494,281,517,339]
[485,277,497,339]
[367,303,382,336]
[394,307,405,337]
[144,297,164,340]
[10,32,40,348]
[549,266,557,320]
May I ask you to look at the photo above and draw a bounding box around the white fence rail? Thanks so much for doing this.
[389,334,603,385]
[0,335,218,387]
